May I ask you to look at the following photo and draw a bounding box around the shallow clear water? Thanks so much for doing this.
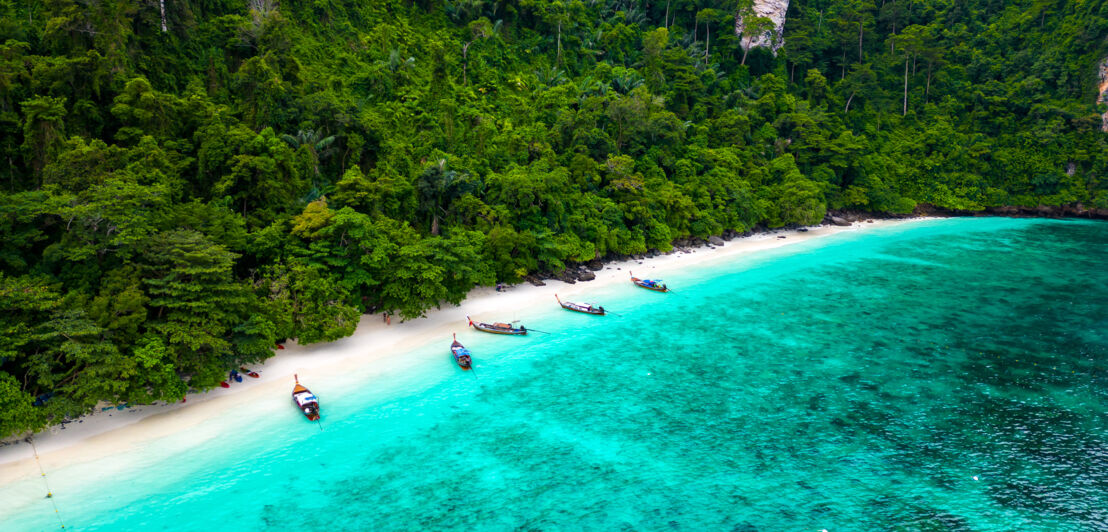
[5,217,1108,531]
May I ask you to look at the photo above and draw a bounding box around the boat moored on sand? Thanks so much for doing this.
[555,294,606,315]
[467,316,527,335]
[292,374,320,421]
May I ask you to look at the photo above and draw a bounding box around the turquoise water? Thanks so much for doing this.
[5,217,1108,530]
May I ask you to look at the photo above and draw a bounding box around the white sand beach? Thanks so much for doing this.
[0,217,928,484]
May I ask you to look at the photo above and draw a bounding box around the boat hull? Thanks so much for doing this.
[631,278,669,292]
[472,324,526,335]
[451,340,473,369]
[292,382,320,421]
[468,316,526,335]
[559,303,605,315]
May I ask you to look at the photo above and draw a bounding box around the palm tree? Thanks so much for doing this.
[385,49,416,73]
[282,129,337,202]
[576,76,609,99]
[535,67,567,88]
[416,159,475,236]
[582,28,605,59]
[611,72,644,94]
[281,129,337,177]
[446,0,486,22]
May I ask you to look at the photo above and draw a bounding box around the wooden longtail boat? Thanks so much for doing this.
[630,271,669,292]
[555,294,606,315]
[450,334,473,370]
[292,374,320,421]
[467,316,527,335]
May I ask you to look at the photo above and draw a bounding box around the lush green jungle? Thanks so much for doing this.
[0,0,1105,436]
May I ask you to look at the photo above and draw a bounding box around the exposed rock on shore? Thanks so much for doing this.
[514,204,1105,289]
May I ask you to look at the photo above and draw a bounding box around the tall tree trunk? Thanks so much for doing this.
[741,42,750,66]
[431,214,440,236]
[841,49,847,80]
[858,20,864,63]
[557,21,562,65]
[902,57,909,115]
[664,0,670,29]
[925,61,932,103]
[790,61,796,83]
[845,91,856,113]
[462,42,470,85]
[705,23,710,61]
[159,0,168,32]
[891,0,896,34]
[890,1,897,54]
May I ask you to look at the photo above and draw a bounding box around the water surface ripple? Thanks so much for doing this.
[5,218,1107,531]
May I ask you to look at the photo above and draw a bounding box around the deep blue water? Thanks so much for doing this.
[5,217,1107,531]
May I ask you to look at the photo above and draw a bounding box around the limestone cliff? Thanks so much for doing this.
[1098,58,1108,132]
[735,0,790,55]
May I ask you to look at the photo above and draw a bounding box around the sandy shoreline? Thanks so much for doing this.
[0,217,928,482]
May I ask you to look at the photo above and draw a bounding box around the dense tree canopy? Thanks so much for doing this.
[0,0,1105,436]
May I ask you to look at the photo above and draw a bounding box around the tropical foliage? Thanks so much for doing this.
[0,0,1105,436]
